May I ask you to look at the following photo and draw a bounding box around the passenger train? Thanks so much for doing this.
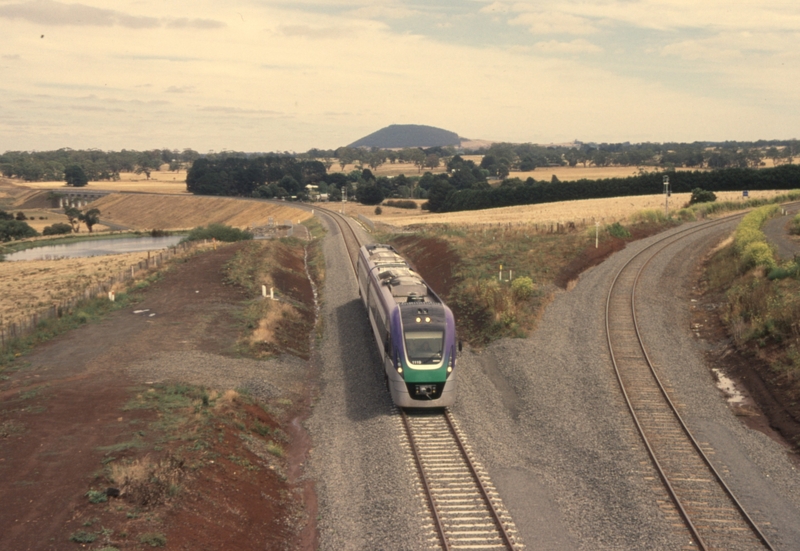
[357,244,459,408]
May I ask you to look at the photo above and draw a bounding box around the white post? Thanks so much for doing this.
[108,291,115,302]
[262,285,267,298]
[595,220,599,248]
[270,287,275,300]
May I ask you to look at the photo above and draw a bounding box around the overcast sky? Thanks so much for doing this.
[1,0,798,153]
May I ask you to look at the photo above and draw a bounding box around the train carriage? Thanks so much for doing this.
[357,244,458,408]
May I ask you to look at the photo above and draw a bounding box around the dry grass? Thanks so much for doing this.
[0,250,169,328]
[362,190,787,229]
[89,194,312,231]
[8,171,190,195]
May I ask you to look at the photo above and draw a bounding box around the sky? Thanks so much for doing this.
[1,0,799,153]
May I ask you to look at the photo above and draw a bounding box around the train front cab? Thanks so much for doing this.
[386,304,457,409]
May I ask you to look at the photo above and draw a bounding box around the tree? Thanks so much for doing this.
[64,206,82,233]
[425,180,455,213]
[0,219,38,242]
[80,208,101,232]
[356,182,384,205]
[43,223,73,235]
[64,165,88,187]
[424,154,440,170]
[689,188,716,205]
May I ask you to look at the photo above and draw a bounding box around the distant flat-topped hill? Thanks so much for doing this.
[348,124,461,149]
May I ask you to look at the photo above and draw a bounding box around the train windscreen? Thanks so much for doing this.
[404,331,444,364]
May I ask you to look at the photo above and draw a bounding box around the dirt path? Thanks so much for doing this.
[762,202,800,260]
[0,243,309,550]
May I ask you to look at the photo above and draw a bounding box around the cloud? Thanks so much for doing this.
[347,5,421,19]
[509,10,599,35]
[0,0,158,28]
[165,17,225,30]
[165,86,194,94]
[0,1,224,29]
[533,39,603,54]
[277,24,355,39]
[199,106,284,117]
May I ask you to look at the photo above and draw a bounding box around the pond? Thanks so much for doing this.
[3,236,184,262]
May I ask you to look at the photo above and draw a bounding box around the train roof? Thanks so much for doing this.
[362,244,441,305]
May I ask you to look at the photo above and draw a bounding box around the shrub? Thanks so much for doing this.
[180,223,253,243]
[85,489,108,503]
[689,188,717,204]
[606,222,631,238]
[15,212,27,220]
[139,532,167,547]
[384,199,418,209]
[42,222,73,236]
[374,206,382,215]
[740,241,776,271]
[511,277,535,301]
[69,531,97,543]
[791,214,800,236]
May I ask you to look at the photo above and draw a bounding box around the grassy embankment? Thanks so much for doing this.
[705,205,800,437]
[67,384,295,549]
[221,221,322,359]
[386,191,800,346]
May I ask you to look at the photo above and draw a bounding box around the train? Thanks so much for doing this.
[356,244,459,408]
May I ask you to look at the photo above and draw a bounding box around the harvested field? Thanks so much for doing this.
[89,194,312,231]
[4,170,189,195]
[361,190,789,229]
[0,250,174,328]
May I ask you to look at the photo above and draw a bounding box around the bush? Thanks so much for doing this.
[374,206,382,215]
[139,533,167,547]
[511,277,535,301]
[606,222,631,238]
[384,199,418,209]
[740,241,776,271]
[181,224,253,243]
[15,212,27,220]
[42,222,73,236]
[791,214,800,236]
[85,489,108,503]
[689,188,716,204]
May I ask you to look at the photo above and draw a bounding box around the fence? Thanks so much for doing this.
[0,240,208,353]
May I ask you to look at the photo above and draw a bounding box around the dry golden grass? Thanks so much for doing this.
[0,250,166,327]
[360,190,788,229]
[90,194,312,231]
[6,170,190,195]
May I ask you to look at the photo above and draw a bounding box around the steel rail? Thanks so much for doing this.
[443,409,517,550]
[400,410,451,551]
[605,214,775,550]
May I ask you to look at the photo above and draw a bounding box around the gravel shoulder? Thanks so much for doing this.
[306,215,432,551]
[450,219,800,550]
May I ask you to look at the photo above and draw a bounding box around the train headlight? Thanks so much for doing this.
[397,367,403,374]
[447,365,452,373]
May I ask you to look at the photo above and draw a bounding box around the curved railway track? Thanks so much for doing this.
[315,204,522,550]
[605,216,775,551]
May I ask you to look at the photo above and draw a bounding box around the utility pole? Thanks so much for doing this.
[663,175,670,218]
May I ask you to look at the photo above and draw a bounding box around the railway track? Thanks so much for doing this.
[400,409,522,550]
[316,205,522,550]
[605,217,775,551]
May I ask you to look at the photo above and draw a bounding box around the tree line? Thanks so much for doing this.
[426,164,800,213]
[0,148,201,183]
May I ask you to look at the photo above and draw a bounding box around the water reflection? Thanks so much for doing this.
[4,236,184,261]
